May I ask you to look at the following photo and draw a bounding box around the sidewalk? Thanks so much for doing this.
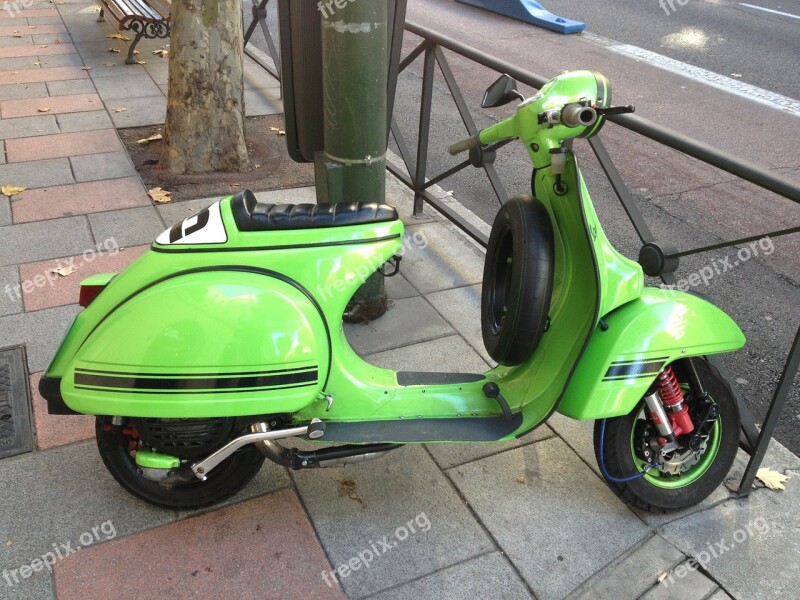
[1,1,799,599]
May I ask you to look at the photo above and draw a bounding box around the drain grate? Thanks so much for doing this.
[0,346,34,459]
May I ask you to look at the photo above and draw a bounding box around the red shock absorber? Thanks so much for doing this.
[656,366,694,437]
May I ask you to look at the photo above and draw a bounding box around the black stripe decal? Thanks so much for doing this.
[603,361,664,380]
[74,366,315,378]
[74,370,317,391]
[73,382,315,395]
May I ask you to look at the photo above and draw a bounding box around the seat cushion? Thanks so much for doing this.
[231,190,398,232]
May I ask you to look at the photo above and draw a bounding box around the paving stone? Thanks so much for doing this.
[108,94,165,127]
[32,33,73,45]
[344,296,455,356]
[72,38,128,59]
[0,23,65,37]
[0,139,4,165]
[29,371,95,449]
[88,207,164,248]
[0,215,92,266]
[0,34,31,46]
[18,244,148,312]
[426,283,492,364]
[0,41,74,58]
[449,438,650,599]
[142,60,168,85]
[0,303,81,371]
[244,88,282,117]
[640,561,718,600]
[91,72,164,101]
[384,272,419,300]
[25,16,65,26]
[0,439,178,598]
[293,444,495,598]
[0,92,100,118]
[46,77,96,96]
[0,8,58,19]
[400,222,484,294]
[660,479,800,600]
[0,156,74,189]
[53,490,342,600]
[0,194,9,225]
[12,176,148,222]
[0,63,86,85]
[0,264,22,316]
[371,552,532,600]
[36,52,83,67]
[0,54,44,69]
[0,113,58,139]
[55,109,112,133]
[0,81,47,100]
[70,151,136,183]
[6,128,122,162]
[566,534,685,600]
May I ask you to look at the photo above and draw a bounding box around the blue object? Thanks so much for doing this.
[456,0,586,34]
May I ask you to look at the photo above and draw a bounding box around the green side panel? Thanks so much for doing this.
[61,271,330,417]
[558,289,746,420]
[135,450,180,469]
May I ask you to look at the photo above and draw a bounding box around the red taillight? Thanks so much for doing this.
[79,284,105,308]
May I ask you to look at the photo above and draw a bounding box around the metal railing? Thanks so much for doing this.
[244,8,800,495]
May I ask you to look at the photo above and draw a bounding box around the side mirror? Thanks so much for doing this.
[481,74,522,108]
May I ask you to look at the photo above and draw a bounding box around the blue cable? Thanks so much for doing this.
[598,418,658,483]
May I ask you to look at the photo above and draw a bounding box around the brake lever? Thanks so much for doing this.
[595,105,635,116]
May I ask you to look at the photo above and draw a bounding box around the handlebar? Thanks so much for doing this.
[448,135,480,156]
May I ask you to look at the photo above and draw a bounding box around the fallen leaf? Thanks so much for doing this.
[338,478,364,506]
[107,34,131,41]
[33,61,41,67]
[39,45,49,48]
[37,107,51,112]
[148,187,172,204]
[133,50,140,55]
[54,38,62,44]
[27,26,37,29]
[516,476,526,485]
[108,48,120,53]
[137,133,163,145]
[114,107,126,112]
[136,60,146,65]
[278,130,286,136]
[50,265,77,277]
[230,183,242,187]
[13,34,23,38]
[152,49,168,57]
[5,541,10,547]
[104,63,116,67]
[731,73,743,78]
[1,186,27,197]
[756,468,789,491]
[269,126,280,131]
[81,66,91,71]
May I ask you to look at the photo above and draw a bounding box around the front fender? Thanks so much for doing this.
[558,288,745,420]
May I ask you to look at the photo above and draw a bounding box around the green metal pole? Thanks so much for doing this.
[316,0,389,321]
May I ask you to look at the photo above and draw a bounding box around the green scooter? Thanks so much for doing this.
[40,70,745,512]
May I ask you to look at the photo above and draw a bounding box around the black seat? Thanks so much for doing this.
[231,190,398,232]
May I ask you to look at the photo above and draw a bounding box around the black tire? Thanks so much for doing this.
[481,195,554,366]
[594,359,740,513]
[96,417,265,510]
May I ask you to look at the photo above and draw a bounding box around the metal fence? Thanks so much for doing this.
[244,6,800,495]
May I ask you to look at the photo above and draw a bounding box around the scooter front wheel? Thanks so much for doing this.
[594,358,740,513]
[96,417,265,510]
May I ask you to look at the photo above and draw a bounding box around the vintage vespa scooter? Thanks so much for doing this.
[40,70,745,513]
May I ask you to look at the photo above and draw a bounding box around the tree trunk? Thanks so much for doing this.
[161,0,251,174]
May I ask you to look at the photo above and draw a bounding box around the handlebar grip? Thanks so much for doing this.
[448,135,479,156]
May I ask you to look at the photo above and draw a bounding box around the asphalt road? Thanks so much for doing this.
[243,1,800,455]
[550,0,800,99]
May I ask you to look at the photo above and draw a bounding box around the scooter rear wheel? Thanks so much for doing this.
[594,358,740,513]
[96,417,265,510]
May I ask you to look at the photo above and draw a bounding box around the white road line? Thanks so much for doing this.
[738,3,800,20]
[583,32,800,117]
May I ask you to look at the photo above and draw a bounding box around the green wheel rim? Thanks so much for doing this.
[630,402,722,489]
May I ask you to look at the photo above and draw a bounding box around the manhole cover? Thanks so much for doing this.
[0,346,34,459]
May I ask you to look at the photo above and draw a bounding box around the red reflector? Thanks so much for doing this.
[79,284,105,308]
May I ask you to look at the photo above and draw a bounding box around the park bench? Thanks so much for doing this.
[95,0,171,65]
